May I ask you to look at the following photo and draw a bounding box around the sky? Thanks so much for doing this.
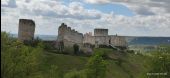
[1,0,170,36]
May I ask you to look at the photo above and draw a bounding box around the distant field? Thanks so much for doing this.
[10,34,170,45]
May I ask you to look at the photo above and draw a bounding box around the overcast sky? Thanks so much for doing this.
[1,0,170,36]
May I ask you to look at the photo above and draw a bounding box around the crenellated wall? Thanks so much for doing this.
[17,19,127,50]
[57,23,83,47]
[57,23,127,50]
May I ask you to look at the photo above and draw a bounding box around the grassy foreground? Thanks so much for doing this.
[39,48,150,78]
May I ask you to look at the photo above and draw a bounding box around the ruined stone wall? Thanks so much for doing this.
[18,19,35,41]
[110,35,127,47]
[57,23,83,47]
[57,25,128,49]
[84,28,127,47]
[83,32,95,44]
[94,36,110,45]
[94,29,108,36]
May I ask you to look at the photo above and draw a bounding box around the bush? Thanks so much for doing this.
[146,49,170,78]
[93,48,113,59]
[115,58,123,66]
[49,65,63,78]
[64,70,86,78]
[1,32,43,78]
[85,49,108,78]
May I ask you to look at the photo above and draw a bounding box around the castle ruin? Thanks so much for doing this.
[57,23,127,50]
[17,19,127,51]
[84,29,127,49]
[18,19,35,42]
[57,23,83,51]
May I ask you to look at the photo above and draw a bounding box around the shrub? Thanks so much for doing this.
[146,50,170,78]
[64,70,86,78]
[85,50,108,78]
[1,32,43,78]
[49,65,63,78]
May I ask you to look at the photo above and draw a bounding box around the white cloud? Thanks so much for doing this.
[14,0,102,20]
[84,0,170,16]
[1,0,17,8]
[1,0,170,36]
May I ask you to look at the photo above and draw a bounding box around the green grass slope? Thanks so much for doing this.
[40,52,88,77]
[40,48,149,78]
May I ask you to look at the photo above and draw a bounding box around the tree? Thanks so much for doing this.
[85,51,107,78]
[1,32,43,78]
[147,49,170,78]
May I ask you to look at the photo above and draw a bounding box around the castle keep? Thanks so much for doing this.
[18,19,35,41]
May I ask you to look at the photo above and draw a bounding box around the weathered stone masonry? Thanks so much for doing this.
[18,19,35,41]
[17,18,127,50]
[57,23,83,48]
[57,23,128,49]
[84,29,127,48]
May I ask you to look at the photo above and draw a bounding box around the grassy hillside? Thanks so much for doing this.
[39,52,88,77]
[40,48,150,78]
[2,32,169,78]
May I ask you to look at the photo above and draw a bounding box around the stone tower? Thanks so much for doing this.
[18,19,35,41]
[94,28,108,36]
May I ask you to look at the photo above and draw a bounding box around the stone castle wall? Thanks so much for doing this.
[84,30,127,47]
[17,19,127,49]
[83,32,95,44]
[18,19,35,41]
[94,36,110,45]
[110,35,127,47]
[94,29,108,36]
[57,23,83,47]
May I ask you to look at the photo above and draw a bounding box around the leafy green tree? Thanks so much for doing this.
[1,32,43,78]
[85,51,107,78]
[146,49,170,78]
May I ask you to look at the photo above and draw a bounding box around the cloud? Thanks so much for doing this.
[84,0,170,16]
[1,0,17,8]
[84,0,111,4]
[1,0,170,36]
[14,1,102,20]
